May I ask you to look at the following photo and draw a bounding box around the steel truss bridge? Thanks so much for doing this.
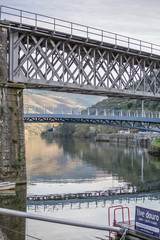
[1,6,160,100]
[24,107,160,132]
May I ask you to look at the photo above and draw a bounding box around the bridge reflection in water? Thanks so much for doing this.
[27,192,160,213]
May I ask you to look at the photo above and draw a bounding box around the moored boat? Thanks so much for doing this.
[0,182,15,191]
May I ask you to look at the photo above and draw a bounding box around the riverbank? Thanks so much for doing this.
[95,132,160,147]
[41,127,160,152]
[148,138,160,156]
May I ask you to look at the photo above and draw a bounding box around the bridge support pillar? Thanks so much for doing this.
[0,83,26,183]
[0,25,26,184]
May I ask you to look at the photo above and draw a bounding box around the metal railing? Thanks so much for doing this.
[24,106,160,119]
[0,5,160,56]
[0,208,122,233]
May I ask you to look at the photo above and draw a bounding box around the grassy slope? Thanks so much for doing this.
[24,90,85,135]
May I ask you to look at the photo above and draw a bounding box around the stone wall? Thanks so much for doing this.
[0,24,7,83]
[0,24,26,183]
[0,84,26,183]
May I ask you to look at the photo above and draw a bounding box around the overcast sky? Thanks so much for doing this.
[1,0,160,44]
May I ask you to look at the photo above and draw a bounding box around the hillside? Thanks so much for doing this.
[91,97,160,111]
[24,89,104,108]
[24,89,104,135]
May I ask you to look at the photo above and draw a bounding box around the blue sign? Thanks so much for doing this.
[135,206,160,239]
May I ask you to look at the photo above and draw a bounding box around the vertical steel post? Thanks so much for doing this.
[20,10,22,26]
[128,37,130,49]
[54,18,56,33]
[142,100,144,117]
[35,14,37,30]
[151,43,153,55]
[71,22,73,36]
[115,34,117,46]
[140,40,142,52]
[87,26,89,39]
[101,30,103,43]
[0,5,2,20]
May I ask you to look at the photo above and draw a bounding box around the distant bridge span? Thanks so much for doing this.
[1,5,160,100]
[24,107,160,132]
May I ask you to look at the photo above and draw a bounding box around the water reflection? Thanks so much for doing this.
[1,135,160,240]
[26,136,160,195]
[0,186,26,240]
[26,191,160,240]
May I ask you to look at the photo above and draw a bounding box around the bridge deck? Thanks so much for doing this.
[24,112,160,132]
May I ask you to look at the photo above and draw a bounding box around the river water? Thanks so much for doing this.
[1,135,160,240]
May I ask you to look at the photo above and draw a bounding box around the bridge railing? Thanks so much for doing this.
[24,106,160,119]
[1,5,160,56]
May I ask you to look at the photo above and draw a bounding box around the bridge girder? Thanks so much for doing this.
[7,22,160,100]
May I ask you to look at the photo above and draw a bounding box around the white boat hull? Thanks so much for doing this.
[0,182,15,191]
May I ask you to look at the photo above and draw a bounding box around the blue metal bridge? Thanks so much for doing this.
[24,107,160,132]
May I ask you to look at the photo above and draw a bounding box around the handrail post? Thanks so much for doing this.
[88,108,90,115]
[151,43,153,55]
[101,30,103,43]
[115,34,117,46]
[140,40,142,52]
[20,9,22,26]
[136,111,138,117]
[71,22,73,36]
[54,18,56,33]
[87,26,89,39]
[128,37,130,49]
[0,5,2,20]
[35,13,37,30]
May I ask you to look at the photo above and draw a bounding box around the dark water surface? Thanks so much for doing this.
[1,136,160,240]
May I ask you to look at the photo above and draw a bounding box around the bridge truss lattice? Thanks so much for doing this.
[1,5,160,99]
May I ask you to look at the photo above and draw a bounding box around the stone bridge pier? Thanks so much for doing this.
[0,25,26,183]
